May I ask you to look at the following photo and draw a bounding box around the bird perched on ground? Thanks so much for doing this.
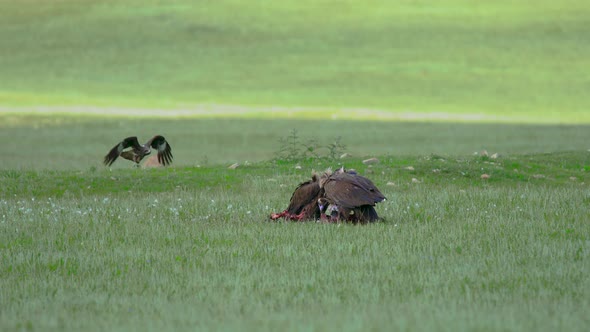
[270,167,385,223]
[270,173,322,221]
[103,135,173,167]
[318,169,386,223]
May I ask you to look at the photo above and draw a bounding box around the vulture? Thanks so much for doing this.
[103,135,173,167]
[270,173,322,221]
[270,167,386,224]
[318,170,386,224]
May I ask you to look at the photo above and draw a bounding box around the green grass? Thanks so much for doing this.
[2,0,590,329]
[1,115,590,331]
[1,0,590,122]
[1,114,590,171]
[1,151,589,331]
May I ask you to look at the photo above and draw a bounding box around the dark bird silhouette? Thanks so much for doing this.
[270,167,385,223]
[319,169,386,223]
[270,173,322,221]
[103,135,173,167]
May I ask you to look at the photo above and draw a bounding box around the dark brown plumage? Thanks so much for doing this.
[103,135,173,167]
[319,170,386,223]
[270,174,322,221]
[270,167,385,223]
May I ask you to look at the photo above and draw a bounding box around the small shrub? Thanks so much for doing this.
[275,129,347,161]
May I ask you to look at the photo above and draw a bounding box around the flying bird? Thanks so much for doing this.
[318,169,386,223]
[103,135,173,167]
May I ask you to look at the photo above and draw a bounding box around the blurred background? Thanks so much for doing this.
[0,0,588,169]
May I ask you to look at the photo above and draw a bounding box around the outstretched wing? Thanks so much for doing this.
[103,136,141,166]
[323,172,386,208]
[147,135,173,166]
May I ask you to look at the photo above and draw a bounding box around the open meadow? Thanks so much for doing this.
[1,0,590,331]
[1,117,589,332]
[1,0,590,122]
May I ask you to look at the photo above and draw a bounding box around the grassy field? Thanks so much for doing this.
[1,0,590,331]
[1,0,589,122]
[1,114,590,331]
[4,122,587,332]
[1,143,590,331]
[1,115,590,170]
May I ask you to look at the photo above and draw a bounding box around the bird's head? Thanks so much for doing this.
[317,198,330,213]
